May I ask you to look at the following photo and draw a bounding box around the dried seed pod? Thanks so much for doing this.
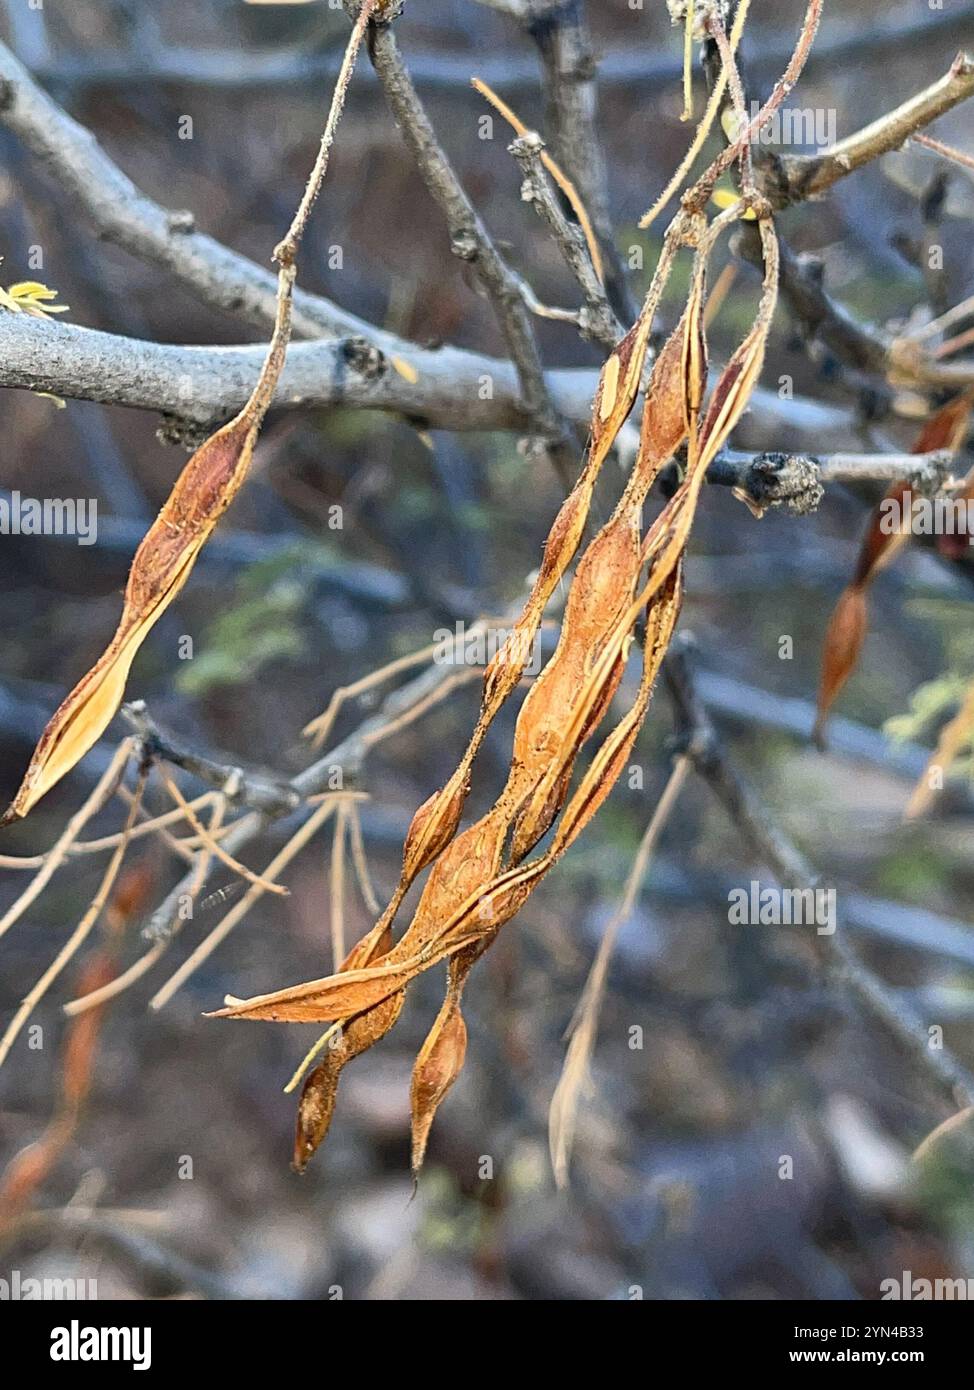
[814,392,973,743]
[215,208,784,1177]
[1,261,298,828]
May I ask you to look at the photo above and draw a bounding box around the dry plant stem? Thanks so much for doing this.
[302,640,440,745]
[912,131,974,175]
[0,764,147,1069]
[149,796,346,1011]
[64,796,228,1017]
[353,667,483,752]
[776,52,974,207]
[665,644,974,1109]
[284,1022,343,1094]
[910,293,974,346]
[5,808,202,871]
[937,325,974,360]
[157,769,289,897]
[549,753,690,1188]
[74,793,218,854]
[69,942,170,1018]
[115,785,196,865]
[682,0,696,121]
[0,740,134,943]
[330,801,349,969]
[0,851,45,869]
[274,0,377,269]
[639,0,751,228]
[515,278,585,327]
[368,21,577,485]
[348,800,380,915]
[703,260,737,327]
[936,323,974,359]
[303,619,504,747]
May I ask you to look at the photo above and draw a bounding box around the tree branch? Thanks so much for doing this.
[665,639,974,1108]
[0,309,865,454]
[368,18,577,482]
[772,51,974,208]
[510,130,622,350]
[0,312,585,432]
[707,446,955,513]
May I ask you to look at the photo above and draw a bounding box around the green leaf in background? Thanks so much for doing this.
[176,548,310,697]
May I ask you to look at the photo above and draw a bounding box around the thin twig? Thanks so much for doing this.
[149,795,345,1011]
[549,754,690,1188]
[303,639,442,747]
[368,20,577,485]
[912,131,974,176]
[273,0,377,270]
[471,76,604,283]
[329,800,349,970]
[509,130,621,350]
[347,799,380,916]
[0,740,134,944]
[64,796,229,1017]
[0,761,147,1069]
[157,769,289,898]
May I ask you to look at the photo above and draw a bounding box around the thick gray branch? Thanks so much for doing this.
[0,313,584,431]
[0,312,857,448]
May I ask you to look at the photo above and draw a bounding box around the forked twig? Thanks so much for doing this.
[148,795,358,1011]
[157,768,289,898]
[64,795,229,1017]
